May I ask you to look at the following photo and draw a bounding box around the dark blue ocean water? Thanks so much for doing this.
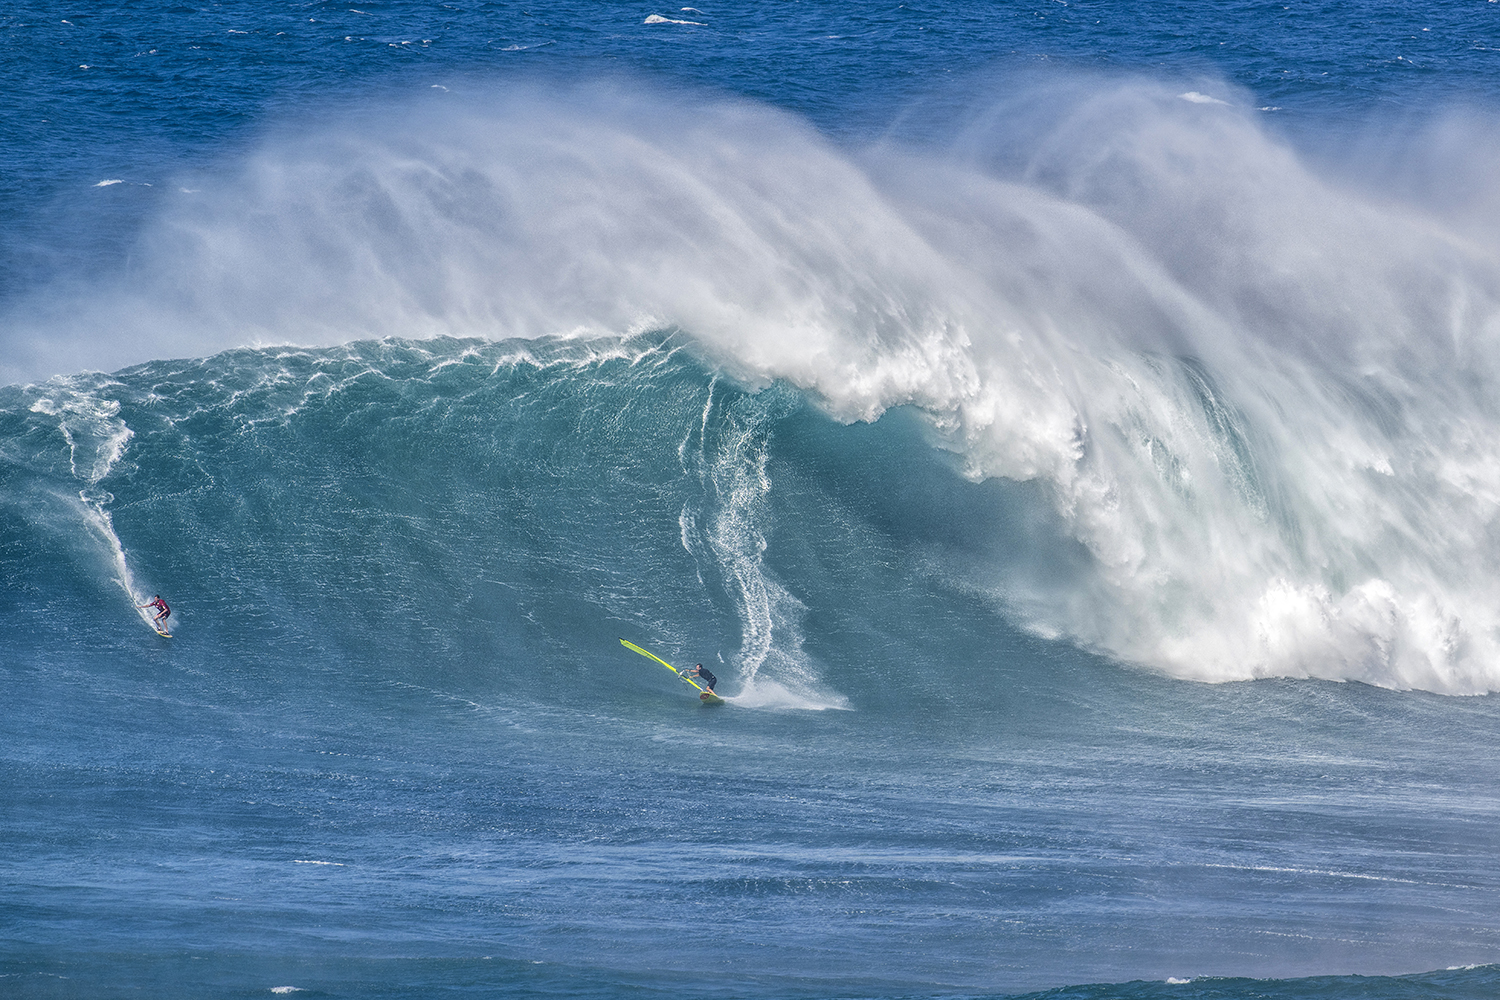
[5,4,1500,999]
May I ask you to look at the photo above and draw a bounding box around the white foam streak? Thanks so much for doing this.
[12,79,1500,691]
[30,382,155,621]
[678,382,848,709]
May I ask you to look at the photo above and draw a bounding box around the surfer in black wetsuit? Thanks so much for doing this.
[139,595,170,626]
[689,664,717,692]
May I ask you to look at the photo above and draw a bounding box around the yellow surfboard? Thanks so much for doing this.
[619,639,724,704]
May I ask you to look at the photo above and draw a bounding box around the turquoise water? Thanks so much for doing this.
[4,4,1500,998]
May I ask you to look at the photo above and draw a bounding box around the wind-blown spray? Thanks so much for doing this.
[8,77,1500,691]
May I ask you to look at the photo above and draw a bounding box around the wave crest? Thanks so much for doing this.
[10,76,1500,692]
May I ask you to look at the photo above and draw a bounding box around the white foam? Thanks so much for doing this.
[730,676,849,711]
[645,14,706,25]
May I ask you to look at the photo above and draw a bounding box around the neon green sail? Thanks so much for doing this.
[619,638,716,698]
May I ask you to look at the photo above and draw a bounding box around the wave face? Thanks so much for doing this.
[10,80,1500,692]
[4,336,858,706]
[4,332,1057,712]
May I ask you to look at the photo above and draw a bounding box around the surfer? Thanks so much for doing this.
[139,595,170,627]
[688,664,717,692]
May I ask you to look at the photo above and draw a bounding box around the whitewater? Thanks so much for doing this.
[3,3,1500,998]
[14,78,1500,693]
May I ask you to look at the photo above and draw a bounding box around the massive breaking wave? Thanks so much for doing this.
[6,75,1500,693]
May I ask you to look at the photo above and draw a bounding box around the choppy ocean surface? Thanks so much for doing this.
[4,3,1500,999]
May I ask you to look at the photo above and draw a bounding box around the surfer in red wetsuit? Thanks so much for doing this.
[139,595,170,626]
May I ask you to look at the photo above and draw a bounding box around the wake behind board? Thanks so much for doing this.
[620,638,725,705]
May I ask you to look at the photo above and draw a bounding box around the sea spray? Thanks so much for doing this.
[6,79,1500,690]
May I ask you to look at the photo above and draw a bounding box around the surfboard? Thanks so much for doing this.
[152,622,172,638]
[619,638,724,704]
